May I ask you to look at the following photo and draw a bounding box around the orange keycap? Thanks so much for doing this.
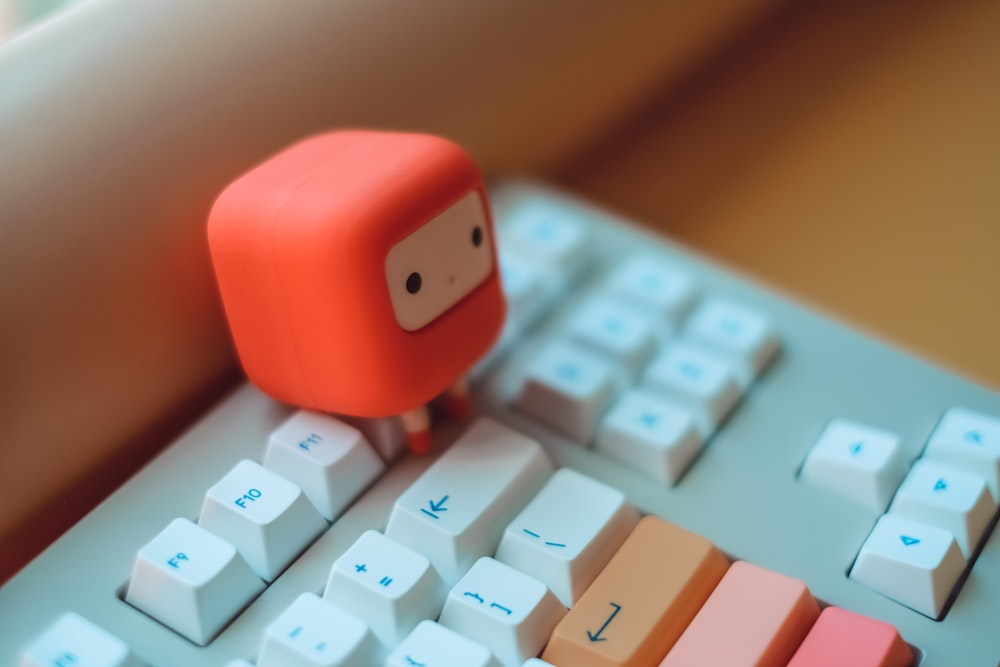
[659,560,820,667]
[542,515,729,666]
[786,607,914,667]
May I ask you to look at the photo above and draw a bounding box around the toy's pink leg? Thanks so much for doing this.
[443,375,471,420]
[400,406,432,455]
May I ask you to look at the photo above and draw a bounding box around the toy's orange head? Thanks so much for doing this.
[207,131,505,417]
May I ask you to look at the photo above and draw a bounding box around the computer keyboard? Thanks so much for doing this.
[3,181,999,666]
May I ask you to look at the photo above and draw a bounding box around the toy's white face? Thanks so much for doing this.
[385,191,495,331]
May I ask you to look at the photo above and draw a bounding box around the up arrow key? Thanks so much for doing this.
[900,535,920,547]
[933,479,947,491]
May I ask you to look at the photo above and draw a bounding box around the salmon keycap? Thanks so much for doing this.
[659,560,819,667]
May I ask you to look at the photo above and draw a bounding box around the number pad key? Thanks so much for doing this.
[495,468,639,607]
[199,460,326,581]
[682,298,778,387]
[324,530,446,647]
[596,389,703,486]
[125,518,264,645]
[642,342,741,437]
[258,593,379,667]
[566,298,659,376]
[605,255,697,322]
[517,341,618,443]
[500,199,590,281]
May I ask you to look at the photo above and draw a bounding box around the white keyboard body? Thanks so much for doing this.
[2,181,998,666]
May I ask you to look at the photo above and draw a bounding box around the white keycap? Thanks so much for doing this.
[850,513,966,619]
[439,557,567,667]
[801,420,907,512]
[258,593,379,667]
[499,249,549,333]
[495,468,639,607]
[595,389,703,485]
[475,250,551,374]
[924,407,1000,502]
[566,298,658,376]
[324,530,445,647]
[522,661,556,667]
[199,460,326,581]
[386,418,552,585]
[517,341,618,442]
[125,518,264,645]
[19,612,143,667]
[223,662,255,667]
[889,459,995,557]
[501,199,590,280]
[605,255,697,322]
[682,298,779,388]
[386,620,500,667]
[264,411,385,521]
[642,342,741,437]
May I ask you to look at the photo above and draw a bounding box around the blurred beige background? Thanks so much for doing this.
[1,0,997,580]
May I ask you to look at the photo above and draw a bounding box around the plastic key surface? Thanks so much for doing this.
[500,198,590,282]
[605,255,697,322]
[258,592,379,667]
[495,468,639,607]
[439,557,565,667]
[681,298,778,388]
[595,389,703,485]
[124,518,264,645]
[385,418,552,585]
[324,530,445,647]
[199,459,326,581]
[888,458,995,556]
[264,411,385,521]
[924,407,1000,502]
[19,612,144,667]
[801,419,907,512]
[386,620,500,667]
[642,341,740,437]
[517,341,618,443]
[849,513,966,619]
[566,298,658,376]
[786,606,914,667]
[543,516,729,667]
[659,560,820,667]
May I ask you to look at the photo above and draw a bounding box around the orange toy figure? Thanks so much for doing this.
[207,130,506,454]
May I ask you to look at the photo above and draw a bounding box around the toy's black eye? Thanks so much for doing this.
[406,272,422,294]
[471,226,483,247]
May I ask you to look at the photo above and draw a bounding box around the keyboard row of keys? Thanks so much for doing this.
[26,415,923,666]
[123,413,391,645]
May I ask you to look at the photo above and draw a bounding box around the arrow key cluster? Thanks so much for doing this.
[847,407,1000,619]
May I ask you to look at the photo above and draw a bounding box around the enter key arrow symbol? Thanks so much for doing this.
[586,602,622,642]
[420,494,450,519]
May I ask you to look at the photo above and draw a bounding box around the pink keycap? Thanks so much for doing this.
[786,606,914,667]
[659,560,819,667]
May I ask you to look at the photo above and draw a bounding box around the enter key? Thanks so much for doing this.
[542,515,729,666]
